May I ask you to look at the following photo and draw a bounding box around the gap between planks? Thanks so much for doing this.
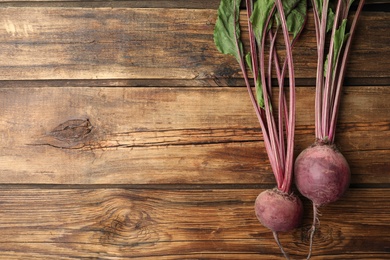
[0,0,385,9]
[0,78,389,88]
[0,183,388,190]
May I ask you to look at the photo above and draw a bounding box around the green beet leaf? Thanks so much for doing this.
[245,52,253,73]
[245,52,265,109]
[214,0,243,63]
[324,18,349,75]
[255,79,265,109]
[326,6,335,33]
[285,0,307,38]
[333,19,349,67]
[251,0,275,45]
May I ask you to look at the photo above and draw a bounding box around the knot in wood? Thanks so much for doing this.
[50,118,93,142]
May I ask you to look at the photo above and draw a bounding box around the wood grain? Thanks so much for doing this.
[0,0,384,7]
[0,2,388,259]
[0,188,388,259]
[0,1,222,9]
[0,8,388,82]
[0,86,388,185]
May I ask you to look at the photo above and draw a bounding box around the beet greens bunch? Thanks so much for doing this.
[214,0,307,258]
[294,0,365,258]
[214,0,366,258]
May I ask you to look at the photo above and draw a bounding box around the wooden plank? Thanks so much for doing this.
[0,86,388,185]
[0,1,221,9]
[0,8,388,82]
[0,188,388,259]
[0,0,384,9]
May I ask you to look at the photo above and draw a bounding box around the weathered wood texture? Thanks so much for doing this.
[0,8,388,83]
[0,188,388,259]
[0,86,389,185]
[0,2,389,260]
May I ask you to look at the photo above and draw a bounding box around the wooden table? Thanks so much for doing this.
[0,1,389,259]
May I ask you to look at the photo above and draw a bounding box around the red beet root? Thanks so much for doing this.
[294,143,351,259]
[294,0,364,256]
[214,0,307,257]
[255,189,304,259]
[294,144,350,206]
[255,189,303,232]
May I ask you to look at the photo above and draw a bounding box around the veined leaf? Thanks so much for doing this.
[285,0,307,38]
[281,0,301,16]
[252,0,306,42]
[326,7,335,33]
[255,79,265,109]
[245,52,265,109]
[245,52,253,73]
[332,19,349,66]
[251,0,275,45]
[249,0,273,109]
[214,0,243,63]
[313,0,335,33]
[324,19,349,74]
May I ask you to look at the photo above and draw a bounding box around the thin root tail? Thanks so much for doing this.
[273,231,290,260]
[307,203,320,260]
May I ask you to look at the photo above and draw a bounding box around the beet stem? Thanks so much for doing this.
[274,0,296,194]
[328,0,366,143]
[272,231,290,260]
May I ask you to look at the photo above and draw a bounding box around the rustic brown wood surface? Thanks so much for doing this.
[0,1,389,259]
[0,7,388,83]
[0,188,388,259]
[0,86,389,185]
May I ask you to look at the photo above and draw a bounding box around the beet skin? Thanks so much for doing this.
[254,189,303,232]
[294,144,350,206]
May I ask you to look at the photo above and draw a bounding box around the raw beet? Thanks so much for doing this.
[254,188,303,232]
[294,144,350,206]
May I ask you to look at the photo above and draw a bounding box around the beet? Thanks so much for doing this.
[294,144,350,206]
[255,188,303,232]
[291,0,364,256]
[294,143,350,259]
[214,0,307,257]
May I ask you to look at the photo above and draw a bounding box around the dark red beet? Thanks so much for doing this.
[254,188,303,232]
[294,144,350,206]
